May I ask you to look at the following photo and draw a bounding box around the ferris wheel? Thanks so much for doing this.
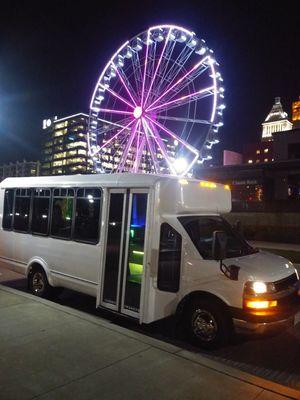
[88,24,225,176]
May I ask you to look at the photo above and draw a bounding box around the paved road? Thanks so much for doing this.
[1,265,300,391]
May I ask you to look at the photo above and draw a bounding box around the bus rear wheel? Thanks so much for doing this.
[186,298,231,349]
[29,267,55,299]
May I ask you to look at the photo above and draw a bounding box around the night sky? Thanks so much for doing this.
[0,1,299,164]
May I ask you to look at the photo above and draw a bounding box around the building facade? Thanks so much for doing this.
[0,160,40,182]
[292,97,300,128]
[261,97,293,141]
[41,113,94,176]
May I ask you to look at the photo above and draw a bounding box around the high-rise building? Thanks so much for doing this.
[261,97,292,141]
[41,113,94,176]
[292,97,300,128]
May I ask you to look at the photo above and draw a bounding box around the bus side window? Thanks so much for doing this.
[74,188,101,244]
[13,189,32,232]
[157,223,182,293]
[32,189,51,235]
[50,188,74,239]
[3,189,15,230]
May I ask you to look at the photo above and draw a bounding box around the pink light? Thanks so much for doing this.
[141,29,151,107]
[99,83,135,109]
[141,118,159,174]
[132,135,145,173]
[209,58,218,122]
[133,106,143,119]
[145,116,199,175]
[97,119,135,154]
[117,120,139,172]
[89,40,129,109]
[112,63,137,107]
[148,86,214,112]
[98,108,133,116]
[142,118,176,174]
[143,28,172,108]
[146,55,209,112]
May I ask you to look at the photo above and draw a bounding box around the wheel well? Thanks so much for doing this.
[176,291,230,320]
[28,262,44,277]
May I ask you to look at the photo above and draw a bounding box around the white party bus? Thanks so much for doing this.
[0,174,299,348]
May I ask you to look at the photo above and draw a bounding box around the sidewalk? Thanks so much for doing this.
[0,285,299,400]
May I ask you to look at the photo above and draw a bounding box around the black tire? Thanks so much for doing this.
[186,298,232,350]
[28,268,55,299]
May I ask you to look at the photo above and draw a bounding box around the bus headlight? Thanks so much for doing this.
[244,281,276,295]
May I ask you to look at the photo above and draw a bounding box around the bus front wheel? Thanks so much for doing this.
[186,298,231,349]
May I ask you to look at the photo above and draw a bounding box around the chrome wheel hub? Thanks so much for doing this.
[32,272,45,294]
[192,308,218,342]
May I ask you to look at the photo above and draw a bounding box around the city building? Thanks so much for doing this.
[243,141,274,165]
[244,97,292,165]
[203,96,300,212]
[292,97,300,128]
[41,113,94,176]
[261,97,292,141]
[0,160,40,182]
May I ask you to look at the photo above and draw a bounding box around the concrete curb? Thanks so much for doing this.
[1,284,299,400]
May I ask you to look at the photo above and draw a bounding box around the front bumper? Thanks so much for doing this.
[233,315,295,334]
[230,288,300,335]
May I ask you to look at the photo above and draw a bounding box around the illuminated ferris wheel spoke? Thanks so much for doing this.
[98,108,133,116]
[141,29,151,107]
[99,83,135,109]
[153,47,194,105]
[143,28,172,108]
[89,25,224,175]
[141,119,160,174]
[117,121,139,172]
[143,118,176,174]
[146,55,210,112]
[148,86,214,113]
[158,63,209,107]
[148,115,198,154]
[157,115,212,125]
[97,119,136,153]
[111,63,138,106]
[96,117,133,136]
[132,134,145,173]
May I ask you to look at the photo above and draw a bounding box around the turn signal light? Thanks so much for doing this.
[245,300,277,309]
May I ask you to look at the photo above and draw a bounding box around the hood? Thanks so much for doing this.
[225,250,296,282]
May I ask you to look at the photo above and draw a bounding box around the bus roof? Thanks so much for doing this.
[0,173,199,189]
[0,174,231,214]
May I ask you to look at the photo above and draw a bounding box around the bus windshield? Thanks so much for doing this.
[178,215,257,259]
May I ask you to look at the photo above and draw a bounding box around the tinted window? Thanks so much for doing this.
[103,193,124,304]
[13,189,32,232]
[158,223,182,293]
[32,189,51,235]
[74,188,101,243]
[124,193,148,312]
[3,189,14,229]
[51,188,74,239]
[179,216,256,259]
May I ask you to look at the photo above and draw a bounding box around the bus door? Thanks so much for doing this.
[100,189,149,318]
